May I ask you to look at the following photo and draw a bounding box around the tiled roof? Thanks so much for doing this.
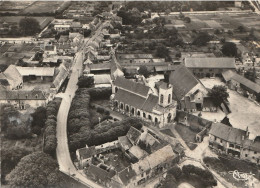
[51,64,69,89]
[146,145,175,169]
[118,136,132,150]
[222,70,260,93]
[0,90,46,100]
[185,57,236,69]
[118,166,136,186]
[77,146,96,159]
[87,165,115,183]
[94,74,111,84]
[114,89,146,110]
[45,45,55,51]
[89,63,111,71]
[114,77,150,97]
[129,145,148,159]
[169,65,200,100]
[242,138,260,152]
[126,126,142,145]
[16,67,55,77]
[3,65,22,87]
[209,123,247,145]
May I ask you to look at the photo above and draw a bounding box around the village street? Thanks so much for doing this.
[55,21,108,188]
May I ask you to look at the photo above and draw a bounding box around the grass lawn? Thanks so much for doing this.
[91,99,111,109]
[177,174,207,188]
[160,129,176,138]
[203,156,260,188]
[175,124,198,150]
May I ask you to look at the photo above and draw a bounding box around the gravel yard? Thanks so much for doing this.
[200,78,260,137]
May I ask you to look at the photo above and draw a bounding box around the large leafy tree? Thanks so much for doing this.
[138,65,151,78]
[31,106,47,135]
[7,152,68,188]
[208,85,229,107]
[19,18,41,36]
[192,32,211,46]
[77,76,94,88]
[221,42,238,57]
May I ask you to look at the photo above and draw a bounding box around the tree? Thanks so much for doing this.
[192,32,211,46]
[184,17,191,23]
[19,18,41,36]
[138,65,151,78]
[31,106,46,135]
[221,42,237,57]
[244,68,256,82]
[77,76,94,88]
[7,152,68,187]
[1,147,31,184]
[237,25,246,33]
[17,59,28,67]
[156,45,169,59]
[208,85,229,107]
[168,165,182,180]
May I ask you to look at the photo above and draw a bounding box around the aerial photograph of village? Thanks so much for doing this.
[0,0,260,187]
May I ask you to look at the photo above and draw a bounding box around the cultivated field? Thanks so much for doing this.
[0,16,54,29]
[20,1,70,14]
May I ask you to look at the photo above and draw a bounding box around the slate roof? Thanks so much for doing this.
[114,77,150,97]
[87,165,115,183]
[114,89,146,109]
[209,123,247,145]
[185,57,236,69]
[16,67,55,77]
[0,90,46,100]
[222,70,260,94]
[141,95,158,113]
[169,65,200,100]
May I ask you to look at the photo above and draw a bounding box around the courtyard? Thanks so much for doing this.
[200,78,260,136]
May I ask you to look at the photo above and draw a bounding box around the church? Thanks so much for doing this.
[111,77,177,128]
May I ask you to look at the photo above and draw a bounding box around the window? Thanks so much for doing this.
[229,143,234,148]
[254,151,257,154]
[168,94,171,104]
[143,113,146,118]
[252,156,255,159]
[245,154,248,157]
[209,69,213,72]
[220,139,222,143]
[137,111,140,116]
[160,94,164,104]
[199,69,203,72]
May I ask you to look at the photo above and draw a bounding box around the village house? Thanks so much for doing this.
[185,57,236,78]
[169,65,209,112]
[209,123,260,164]
[0,65,23,90]
[118,145,178,187]
[51,62,70,93]
[69,32,84,46]
[222,70,260,100]
[111,77,177,128]
[116,54,155,64]
[0,89,48,110]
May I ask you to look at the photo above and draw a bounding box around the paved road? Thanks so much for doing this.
[56,22,108,188]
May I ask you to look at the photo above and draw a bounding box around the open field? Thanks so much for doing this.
[0,1,33,11]
[0,16,54,29]
[20,1,70,14]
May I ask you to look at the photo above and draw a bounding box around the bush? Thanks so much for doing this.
[88,87,112,100]
[168,165,182,180]
[182,165,217,187]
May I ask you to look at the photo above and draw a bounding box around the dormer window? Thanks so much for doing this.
[26,94,28,99]
[35,94,38,99]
